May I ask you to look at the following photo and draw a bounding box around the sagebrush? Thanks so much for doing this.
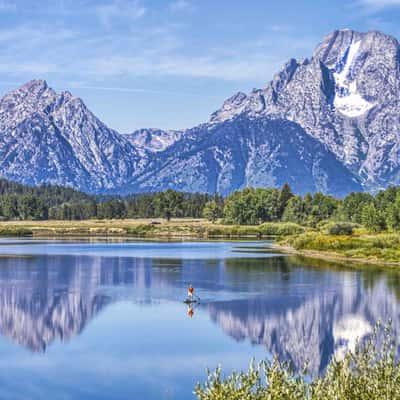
[195,323,400,399]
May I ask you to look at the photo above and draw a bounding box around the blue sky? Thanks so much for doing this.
[1,0,400,132]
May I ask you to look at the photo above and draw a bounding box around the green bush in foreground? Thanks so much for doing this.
[326,222,354,236]
[195,324,400,400]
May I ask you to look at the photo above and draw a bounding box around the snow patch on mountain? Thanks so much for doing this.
[331,39,375,117]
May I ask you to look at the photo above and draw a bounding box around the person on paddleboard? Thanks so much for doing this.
[188,284,194,300]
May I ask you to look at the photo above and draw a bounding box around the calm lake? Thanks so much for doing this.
[0,238,398,399]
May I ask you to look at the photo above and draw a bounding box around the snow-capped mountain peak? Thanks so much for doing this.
[0,29,399,195]
[208,28,400,191]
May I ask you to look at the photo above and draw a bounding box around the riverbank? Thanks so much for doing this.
[278,231,400,266]
[3,220,400,266]
[0,219,304,238]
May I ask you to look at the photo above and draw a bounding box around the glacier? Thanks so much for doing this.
[331,39,375,117]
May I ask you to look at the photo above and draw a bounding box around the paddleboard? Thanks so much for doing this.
[183,299,200,304]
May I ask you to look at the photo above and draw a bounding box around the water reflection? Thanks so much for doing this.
[209,257,400,374]
[0,255,168,352]
[0,245,398,379]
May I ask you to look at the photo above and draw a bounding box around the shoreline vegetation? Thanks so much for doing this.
[277,230,400,266]
[273,242,400,267]
[2,178,400,265]
[2,219,400,266]
[195,324,400,400]
[0,219,305,239]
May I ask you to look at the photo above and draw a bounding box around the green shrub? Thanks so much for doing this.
[206,227,225,237]
[195,324,400,400]
[258,222,304,236]
[235,226,260,236]
[283,231,400,262]
[125,224,156,236]
[0,226,32,236]
[327,222,354,236]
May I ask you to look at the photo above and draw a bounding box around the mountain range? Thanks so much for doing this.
[0,28,399,195]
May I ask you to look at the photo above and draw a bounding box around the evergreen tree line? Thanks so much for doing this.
[1,176,400,231]
[0,179,221,221]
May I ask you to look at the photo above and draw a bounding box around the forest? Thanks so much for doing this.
[0,178,399,234]
[0,179,220,221]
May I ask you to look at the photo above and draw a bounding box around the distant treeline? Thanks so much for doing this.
[0,179,221,221]
[0,178,400,231]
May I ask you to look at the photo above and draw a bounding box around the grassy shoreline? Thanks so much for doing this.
[273,243,400,267]
[0,219,304,239]
[2,219,400,267]
[278,231,400,266]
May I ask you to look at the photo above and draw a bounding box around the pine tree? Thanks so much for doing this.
[361,203,384,232]
[279,183,294,218]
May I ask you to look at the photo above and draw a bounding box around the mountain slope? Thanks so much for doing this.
[0,29,399,195]
[0,80,141,193]
[126,128,183,154]
[209,29,400,191]
[128,115,362,196]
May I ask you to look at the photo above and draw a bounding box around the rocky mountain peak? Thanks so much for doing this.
[206,29,400,192]
[23,78,48,90]
[0,80,140,193]
[270,58,299,94]
[314,29,399,64]
[126,128,184,154]
[209,91,248,123]
[211,29,400,122]
[0,79,58,131]
[0,29,399,195]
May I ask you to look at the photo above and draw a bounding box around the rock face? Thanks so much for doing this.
[0,29,400,195]
[210,29,400,192]
[128,116,362,196]
[0,80,141,193]
[126,128,184,154]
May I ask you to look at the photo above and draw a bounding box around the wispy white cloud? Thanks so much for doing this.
[81,53,283,81]
[69,83,199,96]
[0,2,317,86]
[0,61,58,75]
[0,22,315,84]
[169,0,193,12]
[357,0,400,10]
[95,0,146,28]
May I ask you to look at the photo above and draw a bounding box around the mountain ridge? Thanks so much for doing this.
[0,28,399,195]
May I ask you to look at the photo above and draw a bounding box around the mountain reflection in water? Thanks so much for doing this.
[0,249,398,376]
